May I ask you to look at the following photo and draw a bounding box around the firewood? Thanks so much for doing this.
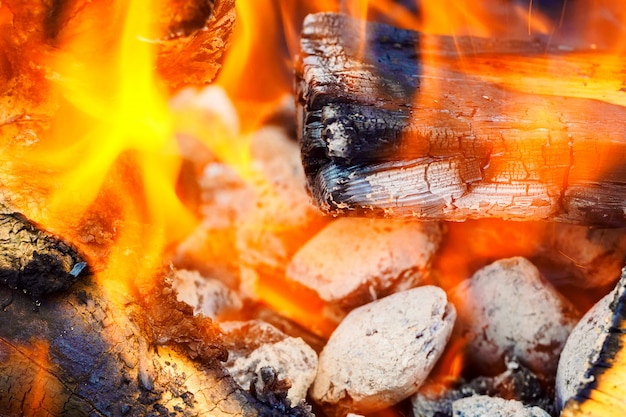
[560,266,626,416]
[0,270,315,417]
[0,0,235,150]
[155,0,236,90]
[296,13,626,226]
[0,205,88,299]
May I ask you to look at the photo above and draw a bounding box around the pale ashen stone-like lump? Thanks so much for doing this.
[311,286,455,415]
[452,395,550,417]
[450,257,578,378]
[532,223,626,288]
[171,269,242,319]
[220,320,318,405]
[286,218,441,320]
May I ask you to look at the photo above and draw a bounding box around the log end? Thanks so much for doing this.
[0,212,89,299]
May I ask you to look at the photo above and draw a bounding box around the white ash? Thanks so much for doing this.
[450,257,578,378]
[286,218,441,320]
[173,155,255,288]
[170,85,240,138]
[555,290,614,410]
[175,124,328,300]
[235,126,328,294]
[220,320,318,405]
[452,395,550,417]
[198,162,257,225]
[170,269,242,319]
[311,286,455,415]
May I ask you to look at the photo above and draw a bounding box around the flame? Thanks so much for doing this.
[201,0,626,339]
[418,0,552,38]
[7,0,196,296]
[0,1,624,415]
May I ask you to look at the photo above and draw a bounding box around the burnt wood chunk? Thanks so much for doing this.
[561,266,626,416]
[0,207,88,298]
[0,271,315,417]
[296,13,626,226]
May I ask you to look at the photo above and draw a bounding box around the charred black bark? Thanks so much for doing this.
[0,210,88,298]
[296,13,626,226]
[0,272,315,417]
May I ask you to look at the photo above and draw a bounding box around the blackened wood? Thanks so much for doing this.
[156,0,236,90]
[296,13,626,226]
[561,266,626,416]
[0,207,88,298]
[0,272,314,417]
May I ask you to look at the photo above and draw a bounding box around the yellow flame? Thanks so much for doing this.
[22,0,197,293]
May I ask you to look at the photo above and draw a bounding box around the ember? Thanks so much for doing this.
[1,1,626,417]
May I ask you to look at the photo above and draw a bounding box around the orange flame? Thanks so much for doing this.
[7,0,197,296]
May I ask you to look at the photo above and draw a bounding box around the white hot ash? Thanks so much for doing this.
[450,257,579,379]
[310,285,455,415]
[452,395,551,417]
[286,218,442,322]
[170,269,242,320]
[219,320,318,406]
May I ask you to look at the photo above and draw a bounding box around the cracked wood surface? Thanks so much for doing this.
[0,206,88,298]
[0,273,314,417]
[296,13,626,225]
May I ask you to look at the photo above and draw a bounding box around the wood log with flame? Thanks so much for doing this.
[0,1,313,416]
[0,268,315,416]
[0,196,313,415]
[296,13,626,226]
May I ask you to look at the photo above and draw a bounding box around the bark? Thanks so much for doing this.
[296,13,626,226]
[0,205,88,299]
[561,267,626,416]
[0,269,314,417]
[0,198,312,416]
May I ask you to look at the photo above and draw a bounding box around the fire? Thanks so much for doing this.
[0,0,625,415]
[6,0,196,295]
[1,0,621,336]
[201,0,626,335]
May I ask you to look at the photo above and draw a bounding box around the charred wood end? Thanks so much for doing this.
[562,266,626,415]
[295,13,626,225]
[0,212,89,299]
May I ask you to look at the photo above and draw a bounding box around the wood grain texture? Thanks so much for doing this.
[0,272,315,417]
[296,13,626,225]
[0,206,88,298]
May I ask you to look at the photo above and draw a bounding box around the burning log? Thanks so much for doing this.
[0,206,88,299]
[0,265,315,416]
[296,13,626,226]
[558,266,626,416]
[0,1,317,414]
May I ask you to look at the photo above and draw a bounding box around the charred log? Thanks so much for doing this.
[0,269,314,417]
[0,207,88,299]
[296,13,626,226]
[561,267,626,416]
